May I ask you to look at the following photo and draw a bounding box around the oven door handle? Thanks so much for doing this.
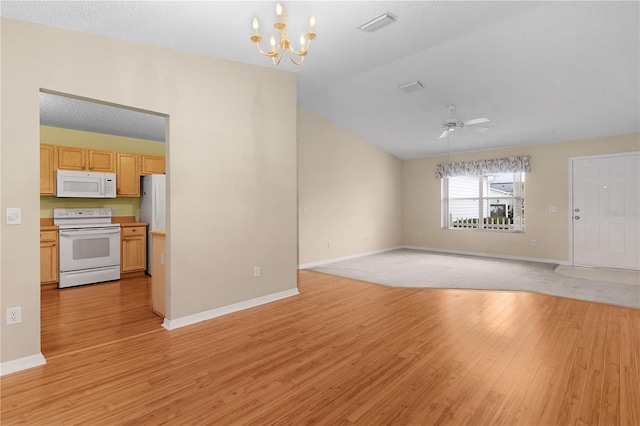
[60,229,121,236]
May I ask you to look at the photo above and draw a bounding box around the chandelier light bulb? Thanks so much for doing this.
[309,16,316,31]
[270,35,276,52]
[300,33,305,49]
[276,2,282,16]
[253,18,259,30]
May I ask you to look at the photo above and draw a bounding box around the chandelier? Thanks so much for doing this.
[250,2,316,66]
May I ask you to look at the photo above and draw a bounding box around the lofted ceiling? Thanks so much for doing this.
[2,1,639,159]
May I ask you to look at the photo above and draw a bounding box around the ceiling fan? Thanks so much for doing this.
[439,104,490,139]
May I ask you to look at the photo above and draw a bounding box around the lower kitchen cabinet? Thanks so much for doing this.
[40,229,58,285]
[121,225,147,277]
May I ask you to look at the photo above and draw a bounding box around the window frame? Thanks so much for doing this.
[441,172,525,233]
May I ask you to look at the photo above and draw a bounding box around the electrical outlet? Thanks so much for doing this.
[111,207,118,215]
[253,266,261,278]
[531,239,537,246]
[327,240,332,248]
[6,307,21,325]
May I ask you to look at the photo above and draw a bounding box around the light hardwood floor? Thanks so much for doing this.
[40,275,163,359]
[2,270,639,425]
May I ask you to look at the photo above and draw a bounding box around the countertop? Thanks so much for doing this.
[119,222,148,228]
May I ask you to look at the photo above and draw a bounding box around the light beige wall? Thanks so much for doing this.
[1,19,297,363]
[298,107,403,265]
[403,133,640,262]
[40,125,165,218]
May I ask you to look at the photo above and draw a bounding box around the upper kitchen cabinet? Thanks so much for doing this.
[57,146,116,173]
[87,149,116,172]
[116,152,141,197]
[141,155,165,175]
[57,146,86,170]
[40,144,57,195]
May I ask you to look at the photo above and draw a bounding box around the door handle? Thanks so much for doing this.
[574,216,580,220]
[574,208,580,212]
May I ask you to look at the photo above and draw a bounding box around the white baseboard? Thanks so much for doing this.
[162,287,299,330]
[298,246,404,269]
[403,245,570,265]
[0,353,46,376]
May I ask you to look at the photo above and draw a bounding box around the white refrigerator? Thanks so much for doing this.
[140,174,166,276]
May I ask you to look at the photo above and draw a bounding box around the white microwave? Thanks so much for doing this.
[56,170,117,198]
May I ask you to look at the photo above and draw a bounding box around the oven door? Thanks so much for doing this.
[59,227,121,272]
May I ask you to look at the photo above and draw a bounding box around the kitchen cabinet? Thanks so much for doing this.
[121,224,147,277]
[150,231,166,318]
[40,144,57,195]
[57,146,116,172]
[57,146,86,170]
[87,149,116,172]
[141,155,165,175]
[41,143,165,198]
[116,152,140,196]
[40,229,58,285]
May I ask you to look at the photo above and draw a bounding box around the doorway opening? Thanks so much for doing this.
[39,90,169,358]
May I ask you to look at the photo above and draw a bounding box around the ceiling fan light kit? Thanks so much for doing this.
[250,2,316,66]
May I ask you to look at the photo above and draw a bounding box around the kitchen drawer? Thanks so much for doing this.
[40,230,58,242]
[122,226,146,237]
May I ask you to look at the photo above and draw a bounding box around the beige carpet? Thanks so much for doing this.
[554,265,640,286]
[310,249,640,310]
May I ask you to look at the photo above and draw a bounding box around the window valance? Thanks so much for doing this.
[435,155,531,179]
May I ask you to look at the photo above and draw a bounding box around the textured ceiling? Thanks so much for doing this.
[40,92,167,142]
[3,1,639,159]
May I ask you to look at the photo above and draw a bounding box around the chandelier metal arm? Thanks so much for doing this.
[252,39,278,58]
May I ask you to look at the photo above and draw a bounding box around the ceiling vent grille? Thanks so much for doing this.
[398,81,424,93]
[357,12,397,33]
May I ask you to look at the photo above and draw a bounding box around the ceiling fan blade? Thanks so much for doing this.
[467,126,489,133]
[464,117,490,126]
[439,130,449,139]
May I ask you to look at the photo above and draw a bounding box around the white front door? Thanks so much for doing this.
[572,153,640,270]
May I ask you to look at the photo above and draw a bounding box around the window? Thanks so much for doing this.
[442,172,525,232]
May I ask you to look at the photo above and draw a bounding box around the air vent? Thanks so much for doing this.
[357,12,397,33]
[398,81,424,93]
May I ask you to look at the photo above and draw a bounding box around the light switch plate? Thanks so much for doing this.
[6,208,21,225]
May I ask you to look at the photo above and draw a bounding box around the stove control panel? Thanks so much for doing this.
[53,208,113,219]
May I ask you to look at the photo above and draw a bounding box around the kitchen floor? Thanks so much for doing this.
[41,276,164,359]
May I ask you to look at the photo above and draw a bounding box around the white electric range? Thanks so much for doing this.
[53,208,121,288]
